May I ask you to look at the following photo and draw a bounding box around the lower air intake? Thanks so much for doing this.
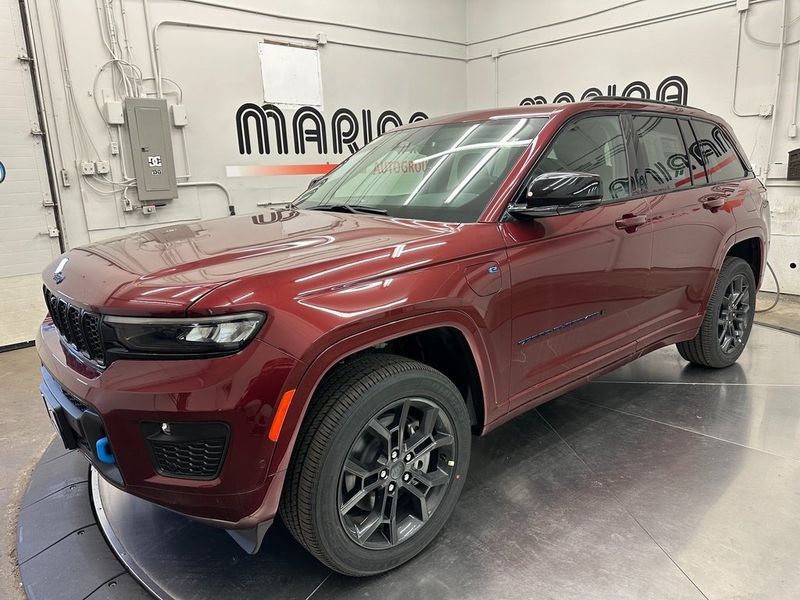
[141,421,230,480]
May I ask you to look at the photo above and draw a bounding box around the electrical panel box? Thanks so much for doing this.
[124,98,177,201]
[788,148,800,180]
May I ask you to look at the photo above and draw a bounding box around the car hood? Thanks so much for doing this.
[42,208,472,316]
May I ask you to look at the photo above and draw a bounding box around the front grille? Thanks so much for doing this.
[44,287,105,365]
[150,438,227,478]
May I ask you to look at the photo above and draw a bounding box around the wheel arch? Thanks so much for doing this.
[726,233,764,287]
[268,310,495,478]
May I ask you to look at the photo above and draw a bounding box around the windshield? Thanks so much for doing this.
[293,117,548,222]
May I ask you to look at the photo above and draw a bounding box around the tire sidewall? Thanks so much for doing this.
[312,368,471,575]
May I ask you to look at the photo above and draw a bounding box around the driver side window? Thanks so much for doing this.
[531,115,631,202]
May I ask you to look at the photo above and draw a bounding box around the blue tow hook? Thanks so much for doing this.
[95,437,115,464]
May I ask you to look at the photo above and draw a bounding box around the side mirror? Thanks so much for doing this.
[509,172,603,218]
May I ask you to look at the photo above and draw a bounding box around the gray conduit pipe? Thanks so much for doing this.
[177,181,235,216]
[176,0,465,47]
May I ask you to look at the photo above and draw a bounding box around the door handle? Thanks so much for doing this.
[702,197,726,211]
[615,214,647,232]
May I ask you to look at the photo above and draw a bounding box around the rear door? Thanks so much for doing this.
[633,114,741,342]
[500,113,652,407]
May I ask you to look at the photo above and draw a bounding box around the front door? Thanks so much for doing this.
[501,113,652,407]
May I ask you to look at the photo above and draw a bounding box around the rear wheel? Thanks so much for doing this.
[280,353,471,576]
[677,257,756,368]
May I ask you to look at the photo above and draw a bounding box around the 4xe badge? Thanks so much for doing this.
[52,257,68,284]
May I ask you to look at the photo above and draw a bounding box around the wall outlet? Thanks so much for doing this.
[110,141,119,155]
[95,160,110,174]
[142,204,156,215]
[60,168,71,187]
[80,161,96,175]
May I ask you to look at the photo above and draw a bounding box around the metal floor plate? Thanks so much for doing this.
[60,326,800,598]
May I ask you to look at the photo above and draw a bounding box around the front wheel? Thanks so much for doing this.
[280,353,471,576]
[677,256,756,368]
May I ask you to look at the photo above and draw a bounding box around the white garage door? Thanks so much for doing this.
[0,0,61,347]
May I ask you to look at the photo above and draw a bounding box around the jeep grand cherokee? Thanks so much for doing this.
[37,98,769,576]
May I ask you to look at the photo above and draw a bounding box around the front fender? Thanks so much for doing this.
[268,309,503,478]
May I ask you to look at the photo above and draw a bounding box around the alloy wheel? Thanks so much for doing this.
[337,397,456,549]
[718,273,750,354]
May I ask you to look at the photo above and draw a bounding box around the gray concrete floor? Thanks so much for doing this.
[756,291,800,333]
[0,347,54,600]
[1,293,798,599]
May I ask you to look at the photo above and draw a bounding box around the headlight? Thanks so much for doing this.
[103,312,266,358]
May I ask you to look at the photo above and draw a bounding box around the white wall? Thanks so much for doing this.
[27,0,467,248]
[467,0,799,294]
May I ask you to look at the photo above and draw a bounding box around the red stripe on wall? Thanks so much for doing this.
[226,164,338,177]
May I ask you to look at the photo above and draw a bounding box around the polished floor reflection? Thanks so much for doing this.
[95,325,800,600]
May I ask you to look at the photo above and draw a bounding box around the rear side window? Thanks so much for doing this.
[632,115,691,193]
[531,115,630,201]
[688,120,748,183]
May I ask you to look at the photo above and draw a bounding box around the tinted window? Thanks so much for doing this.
[678,120,707,184]
[632,115,692,193]
[688,120,748,183]
[531,115,630,201]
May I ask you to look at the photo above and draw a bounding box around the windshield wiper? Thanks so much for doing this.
[307,204,388,215]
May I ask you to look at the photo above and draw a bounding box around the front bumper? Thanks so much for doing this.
[36,320,300,527]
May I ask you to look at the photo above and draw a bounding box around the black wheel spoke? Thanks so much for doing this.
[405,483,430,523]
[395,398,412,449]
[387,494,400,545]
[404,405,438,453]
[717,273,751,355]
[415,466,450,489]
[340,478,382,516]
[356,491,387,542]
[366,418,392,455]
[409,431,454,458]
[343,459,378,480]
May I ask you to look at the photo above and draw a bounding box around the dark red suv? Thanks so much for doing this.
[38,98,769,576]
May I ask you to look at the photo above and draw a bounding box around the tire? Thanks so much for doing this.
[279,353,471,576]
[677,256,756,368]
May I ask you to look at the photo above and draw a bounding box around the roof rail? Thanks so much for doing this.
[588,96,697,110]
